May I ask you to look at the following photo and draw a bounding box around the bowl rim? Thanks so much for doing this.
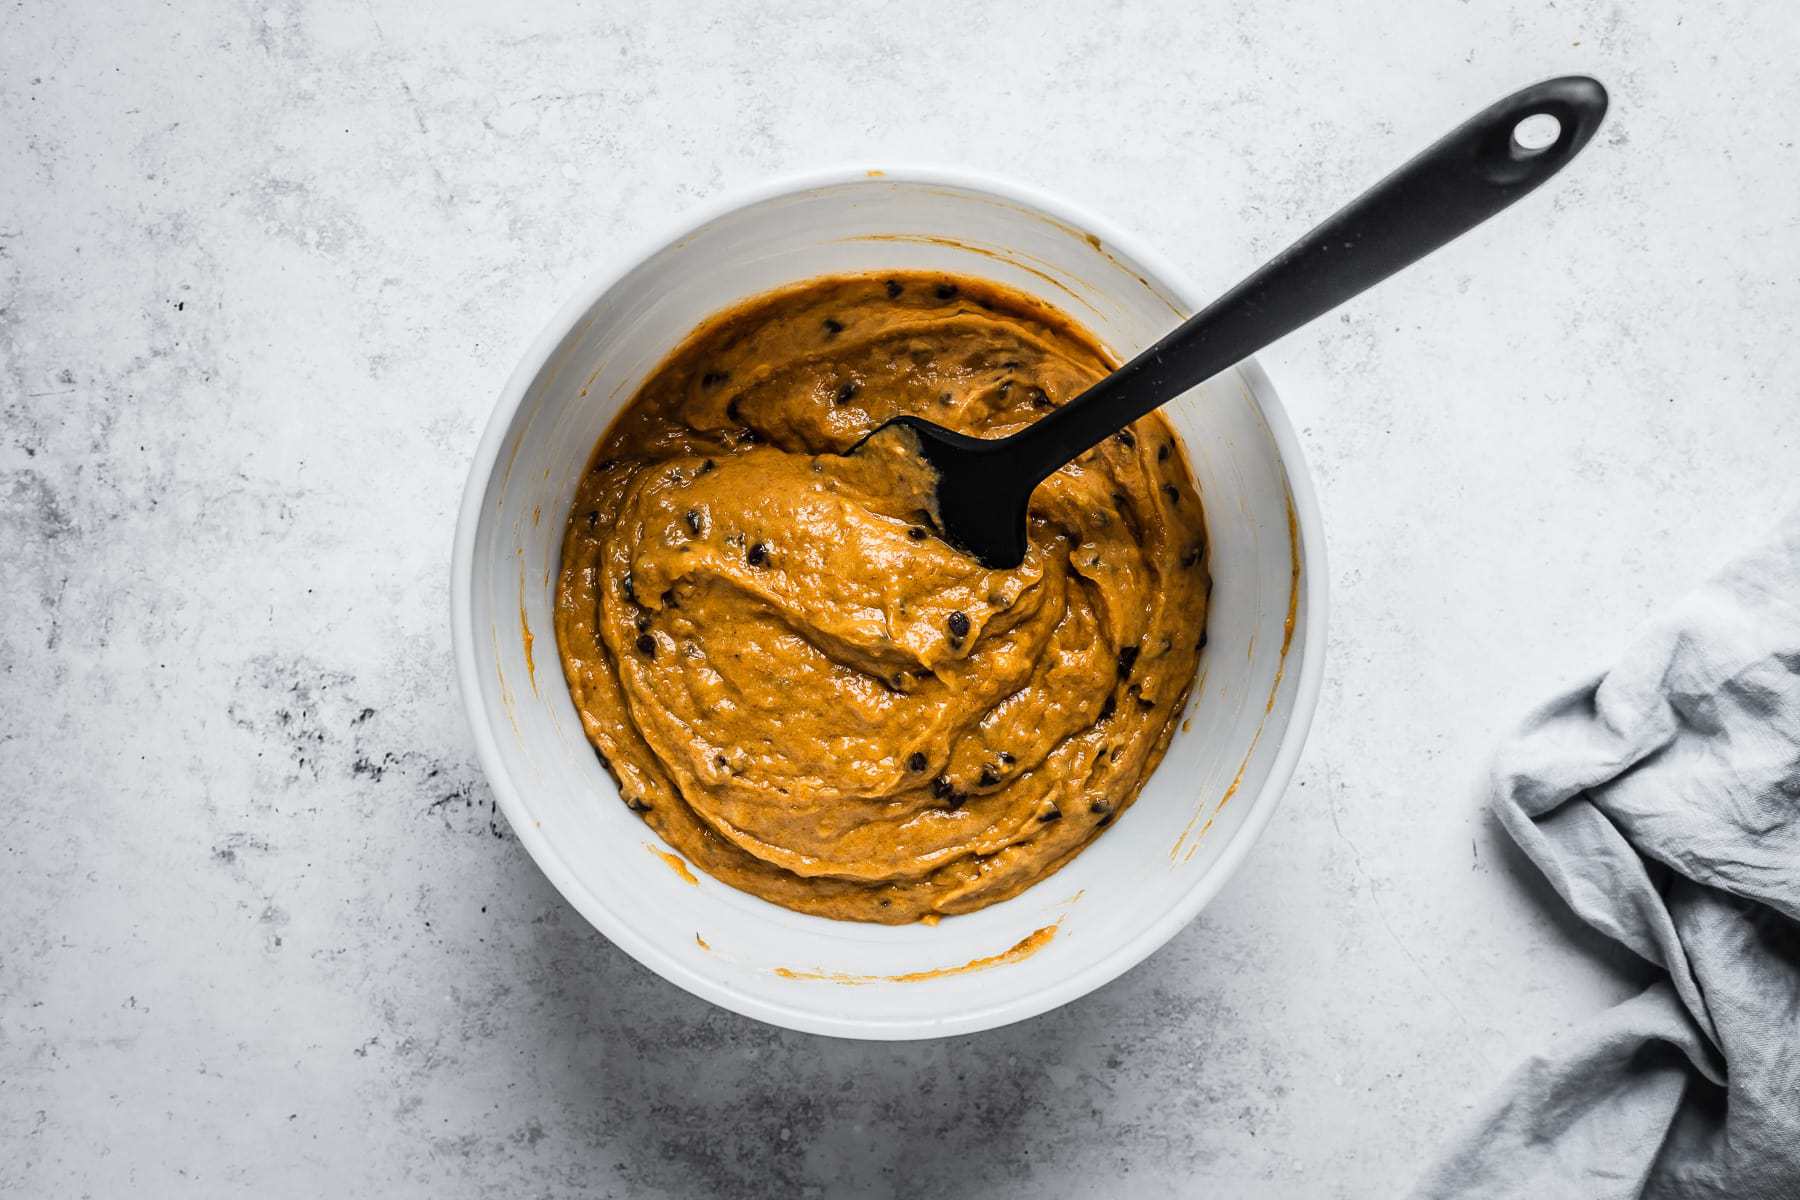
[450,163,1329,1040]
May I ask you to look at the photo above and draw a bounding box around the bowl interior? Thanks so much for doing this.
[456,174,1318,1039]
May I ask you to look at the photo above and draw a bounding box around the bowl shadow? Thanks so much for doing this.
[505,861,1145,1199]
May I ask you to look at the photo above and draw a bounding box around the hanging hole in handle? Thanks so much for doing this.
[1511,112,1562,154]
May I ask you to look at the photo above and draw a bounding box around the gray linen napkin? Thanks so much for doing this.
[1411,509,1800,1199]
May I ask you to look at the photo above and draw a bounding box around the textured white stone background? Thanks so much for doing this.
[3,0,1797,1195]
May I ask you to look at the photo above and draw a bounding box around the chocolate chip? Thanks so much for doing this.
[947,610,970,640]
[660,588,678,608]
[621,572,636,604]
[635,614,650,633]
[978,764,1000,788]
[908,752,927,772]
[938,391,954,406]
[1028,386,1051,409]
[1196,630,1209,651]
[746,541,769,567]
[584,510,599,529]
[823,317,844,337]
[685,510,703,536]
[1117,645,1139,678]
[714,753,727,768]
[1096,813,1113,828]
[594,751,610,771]
[701,370,729,388]
[1099,695,1116,721]
[998,751,1016,765]
[625,796,652,812]
[1158,440,1172,462]
[1163,483,1181,504]
[934,282,958,301]
[1089,800,1111,815]
[835,381,858,404]
[908,526,928,541]
[700,458,716,473]
[1039,806,1062,822]
[1137,696,1156,710]
[635,633,656,658]
[1114,429,1135,449]
[885,279,902,299]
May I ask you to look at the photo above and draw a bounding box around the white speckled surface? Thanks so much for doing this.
[4,2,1797,1196]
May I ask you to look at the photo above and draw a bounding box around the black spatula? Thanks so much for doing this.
[854,76,1608,568]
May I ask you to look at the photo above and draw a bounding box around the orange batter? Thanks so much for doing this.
[554,272,1209,923]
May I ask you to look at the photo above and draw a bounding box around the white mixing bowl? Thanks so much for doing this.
[451,167,1326,1040]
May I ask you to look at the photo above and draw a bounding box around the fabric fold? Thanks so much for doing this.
[1412,509,1800,1199]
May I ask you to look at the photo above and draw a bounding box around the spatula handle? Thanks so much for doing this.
[1007,75,1609,480]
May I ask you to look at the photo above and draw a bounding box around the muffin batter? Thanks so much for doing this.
[554,272,1209,923]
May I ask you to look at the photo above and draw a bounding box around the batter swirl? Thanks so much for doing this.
[555,273,1209,923]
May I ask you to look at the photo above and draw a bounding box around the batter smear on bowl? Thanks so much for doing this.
[554,272,1209,923]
